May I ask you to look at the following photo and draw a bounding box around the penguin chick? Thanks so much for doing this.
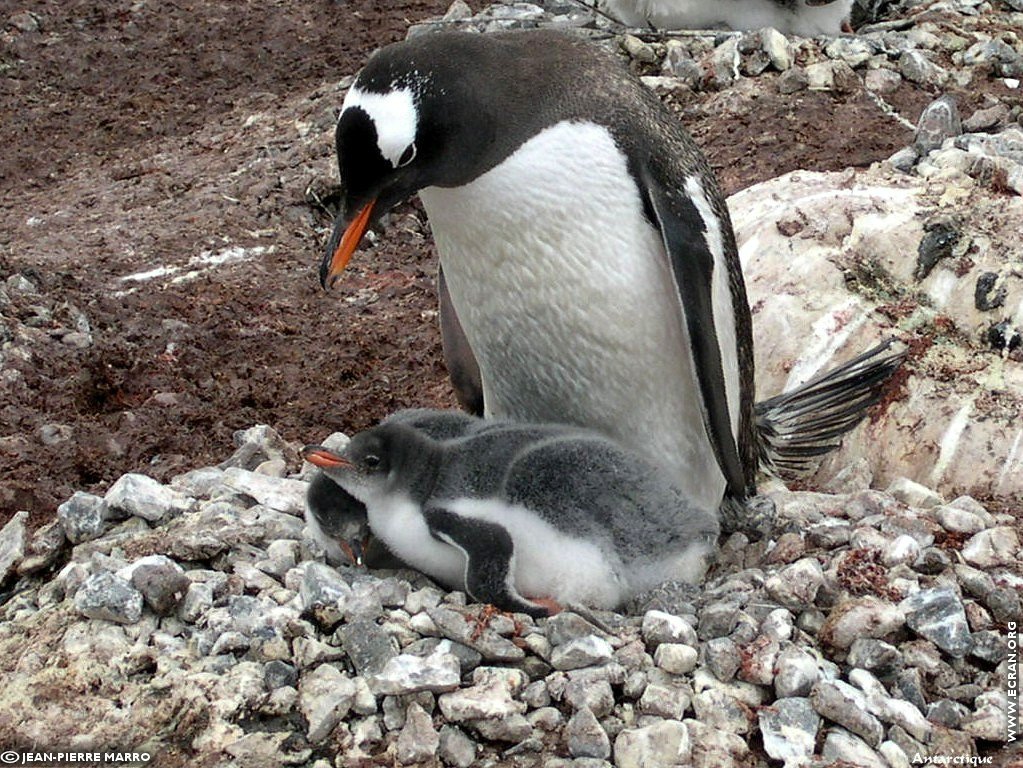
[303,415,720,618]
[600,0,854,37]
[304,408,488,567]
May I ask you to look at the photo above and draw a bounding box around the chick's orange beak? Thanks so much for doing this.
[321,199,376,290]
[302,445,351,469]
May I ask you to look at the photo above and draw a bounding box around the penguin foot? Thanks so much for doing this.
[526,596,563,616]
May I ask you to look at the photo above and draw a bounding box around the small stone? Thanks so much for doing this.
[438,725,476,768]
[884,534,921,566]
[886,476,945,508]
[17,519,66,575]
[985,587,1021,624]
[546,612,610,646]
[684,718,749,766]
[865,68,902,94]
[0,510,28,583]
[550,635,613,670]
[692,689,753,734]
[774,644,820,698]
[962,692,1009,741]
[707,37,739,89]
[442,0,472,21]
[563,678,615,718]
[621,34,657,64]
[614,720,691,768]
[810,679,884,746]
[927,699,967,728]
[702,637,740,682]
[759,697,820,765]
[437,667,527,722]
[848,638,902,677]
[565,707,610,760]
[819,597,906,650]
[264,660,299,690]
[914,546,951,575]
[888,147,920,173]
[368,647,461,696]
[765,558,823,609]
[57,491,106,544]
[777,66,808,94]
[761,28,791,71]
[879,740,911,768]
[467,713,532,743]
[103,473,193,522]
[178,581,214,623]
[825,37,873,68]
[961,526,1019,567]
[221,467,307,515]
[805,61,835,90]
[867,693,932,742]
[337,621,396,674]
[901,587,972,658]
[642,610,697,647]
[131,563,190,616]
[822,727,885,765]
[299,663,357,744]
[300,562,352,626]
[638,676,690,719]
[654,643,697,675]
[74,571,144,624]
[698,602,740,640]
[396,702,439,764]
[900,51,949,87]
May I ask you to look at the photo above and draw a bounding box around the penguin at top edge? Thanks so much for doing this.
[320,29,904,520]
[599,0,855,37]
[304,414,720,617]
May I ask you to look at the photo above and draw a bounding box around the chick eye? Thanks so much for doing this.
[397,142,416,168]
[363,454,381,469]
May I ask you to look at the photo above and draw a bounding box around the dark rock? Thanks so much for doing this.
[131,563,190,615]
[902,587,973,658]
[915,220,961,280]
[336,619,397,677]
[974,272,1007,311]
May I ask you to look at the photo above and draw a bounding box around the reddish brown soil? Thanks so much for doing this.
[0,1,1013,531]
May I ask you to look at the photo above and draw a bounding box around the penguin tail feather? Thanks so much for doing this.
[754,338,907,478]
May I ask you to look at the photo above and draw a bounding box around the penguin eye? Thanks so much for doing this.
[363,454,381,470]
[396,142,416,168]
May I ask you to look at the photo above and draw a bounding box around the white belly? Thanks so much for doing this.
[601,0,852,36]
[420,120,727,511]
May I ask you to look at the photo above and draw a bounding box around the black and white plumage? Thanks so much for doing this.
[303,412,719,617]
[599,0,854,37]
[321,30,903,518]
[305,408,483,566]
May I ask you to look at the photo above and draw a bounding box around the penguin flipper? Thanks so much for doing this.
[639,164,753,501]
[438,266,485,416]
[424,507,551,619]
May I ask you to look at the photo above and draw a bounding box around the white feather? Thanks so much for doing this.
[341,86,418,167]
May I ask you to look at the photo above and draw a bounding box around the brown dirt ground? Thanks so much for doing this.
[0,0,1018,535]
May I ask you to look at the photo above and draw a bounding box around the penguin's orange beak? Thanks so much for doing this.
[302,445,352,469]
[321,200,376,290]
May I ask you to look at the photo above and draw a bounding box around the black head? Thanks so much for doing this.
[321,30,587,288]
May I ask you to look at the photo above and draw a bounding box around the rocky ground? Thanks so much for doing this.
[0,423,1017,766]
[1,0,1022,765]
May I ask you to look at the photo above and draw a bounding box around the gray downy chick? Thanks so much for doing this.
[303,412,719,617]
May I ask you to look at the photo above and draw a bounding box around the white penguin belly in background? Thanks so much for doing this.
[600,0,853,36]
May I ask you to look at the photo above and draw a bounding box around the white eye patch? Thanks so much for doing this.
[341,86,418,168]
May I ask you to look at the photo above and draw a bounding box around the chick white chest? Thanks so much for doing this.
[419,120,726,510]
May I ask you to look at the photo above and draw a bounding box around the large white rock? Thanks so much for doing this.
[730,168,1023,501]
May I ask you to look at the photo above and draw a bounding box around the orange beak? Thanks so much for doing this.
[321,200,376,290]
[302,445,351,469]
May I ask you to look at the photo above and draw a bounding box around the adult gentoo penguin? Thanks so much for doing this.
[303,413,720,617]
[321,30,902,517]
